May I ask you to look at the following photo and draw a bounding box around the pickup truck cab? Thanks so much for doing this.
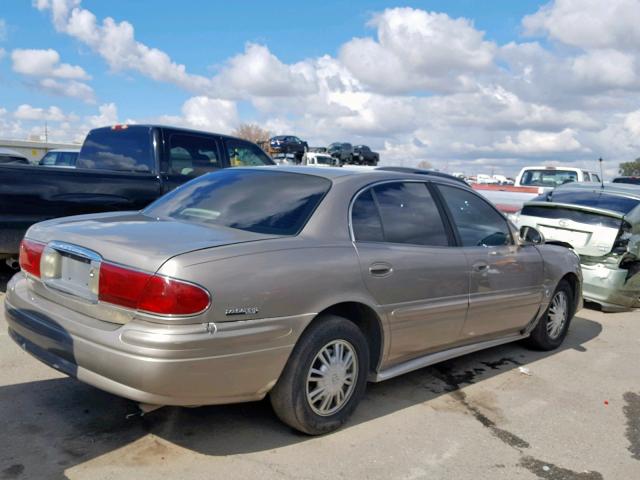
[0,124,274,258]
[474,165,601,214]
[515,166,600,187]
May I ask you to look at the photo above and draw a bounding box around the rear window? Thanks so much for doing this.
[520,169,578,187]
[613,177,640,185]
[144,169,331,235]
[542,190,640,215]
[521,205,622,228]
[77,127,155,173]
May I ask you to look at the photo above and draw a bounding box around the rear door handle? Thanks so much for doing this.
[369,263,393,277]
[472,262,489,272]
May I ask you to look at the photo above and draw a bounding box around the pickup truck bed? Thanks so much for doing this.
[0,124,273,257]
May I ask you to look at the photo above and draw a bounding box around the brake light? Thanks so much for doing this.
[612,220,633,254]
[98,263,210,315]
[19,239,45,278]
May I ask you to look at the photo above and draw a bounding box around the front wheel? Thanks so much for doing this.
[526,279,574,350]
[270,315,369,435]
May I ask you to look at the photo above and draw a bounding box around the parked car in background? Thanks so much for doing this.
[328,142,353,164]
[302,152,339,167]
[474,165,602,214]
[612,176,640,185]
[309,146,327,153]
[8,167,581,434]
[268,135,308,160]
[514,183,640,312]
[0,148,30,165]
[39,148,80,168]
[352,145,379,165]
[0,124,274,259]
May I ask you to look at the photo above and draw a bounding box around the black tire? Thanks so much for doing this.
[270,315,369,435]
[525,279,574,351]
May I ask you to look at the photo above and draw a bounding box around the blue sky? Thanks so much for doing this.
[1,0,639,177]
[1,1,544,120]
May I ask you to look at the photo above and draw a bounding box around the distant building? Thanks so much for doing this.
[0,138,81,163]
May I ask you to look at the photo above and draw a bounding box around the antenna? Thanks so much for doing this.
[598,157,604,189]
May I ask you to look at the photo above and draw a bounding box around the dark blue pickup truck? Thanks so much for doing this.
[0,124,274,258]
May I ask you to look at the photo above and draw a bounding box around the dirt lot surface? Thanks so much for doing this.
[0,266,638,480]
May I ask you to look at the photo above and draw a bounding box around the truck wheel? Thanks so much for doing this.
[270,315,369,435]
[525,279,574,351]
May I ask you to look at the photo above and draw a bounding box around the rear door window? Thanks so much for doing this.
[78,126,155,173]
[167,133,221,177]
[351,189,384,242]
[40,152,57,165]
[438,185,512,247]
[352,182,449,246]
[225,139,273,166]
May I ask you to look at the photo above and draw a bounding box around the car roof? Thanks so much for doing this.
[245,165,472,188]
[47,148,81,153]
[93,124,264,142]
[553,182,640,200]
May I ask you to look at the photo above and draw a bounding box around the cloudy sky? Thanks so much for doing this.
[1,0,640,177]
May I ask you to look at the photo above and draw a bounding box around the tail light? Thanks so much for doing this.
[612,220,632,254]
[19,239,45,278]
[98,263,210,315]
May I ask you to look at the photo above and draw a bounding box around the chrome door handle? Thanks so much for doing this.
[369,263,393,277]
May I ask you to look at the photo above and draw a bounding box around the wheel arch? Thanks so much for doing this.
[307,301,386,375]
[560,271,581,317]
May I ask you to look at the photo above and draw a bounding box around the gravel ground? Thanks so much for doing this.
[0,266,638,480]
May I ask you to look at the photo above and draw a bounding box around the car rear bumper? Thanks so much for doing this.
[581,262,640,312]
[6,273,313,406]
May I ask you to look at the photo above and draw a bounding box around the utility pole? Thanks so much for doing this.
[44,121,48,144]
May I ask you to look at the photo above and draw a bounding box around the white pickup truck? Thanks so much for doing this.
[473,165,602,214]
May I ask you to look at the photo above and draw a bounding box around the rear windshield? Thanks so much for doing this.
[77,127,155,173]
[144,169,331,235]
[521,205,622,228]
[520,169,578,187]
[540,190,640,215]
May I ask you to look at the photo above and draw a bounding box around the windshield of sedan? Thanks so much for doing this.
[144,169,331,235]
[520,169,578,186]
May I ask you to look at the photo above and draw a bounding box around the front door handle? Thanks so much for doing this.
[472,262,489,272]
[369,263,393,277]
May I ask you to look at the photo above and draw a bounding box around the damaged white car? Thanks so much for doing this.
[514,183,640,312]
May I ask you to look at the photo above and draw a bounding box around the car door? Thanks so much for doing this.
[436,184,544,339]
[160,130,223,194]
[351,181,469,365]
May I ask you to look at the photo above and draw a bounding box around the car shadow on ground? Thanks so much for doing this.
[0,264,15,293]
[0,315,603,479]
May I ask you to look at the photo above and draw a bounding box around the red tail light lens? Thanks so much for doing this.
[98,263,150,309]
[98,262,210,315]
[19,239,45,278]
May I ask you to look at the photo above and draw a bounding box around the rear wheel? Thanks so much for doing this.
[270,315,369,435]
[526,279,574,350]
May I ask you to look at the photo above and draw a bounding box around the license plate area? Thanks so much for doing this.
[538,225,591,247]
[41,241,102,302]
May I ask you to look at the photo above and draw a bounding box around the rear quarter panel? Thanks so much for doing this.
[535,244,583,312]
[157,237,382,325]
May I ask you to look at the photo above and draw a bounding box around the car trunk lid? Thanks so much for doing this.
[520,203,623,257]
[28,211,279,273]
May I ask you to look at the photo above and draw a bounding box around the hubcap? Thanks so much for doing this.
[306,340,358,416]
[547,290,568,339]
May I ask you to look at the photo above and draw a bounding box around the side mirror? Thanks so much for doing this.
[519,226,545,245]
